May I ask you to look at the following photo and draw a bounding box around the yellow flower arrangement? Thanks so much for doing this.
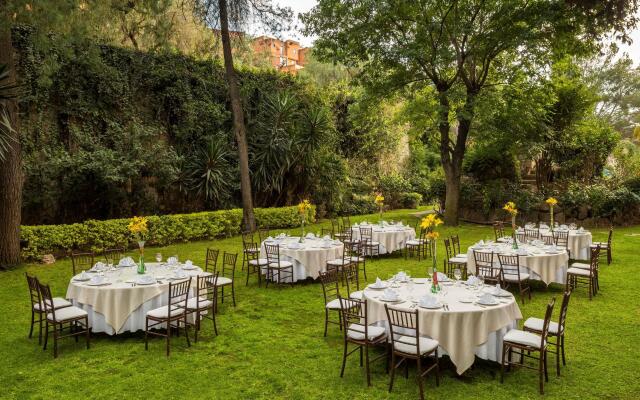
[502,201,518,216]
[374,194,384,207]
[420,213,443,230]
[546,197,558,229]
[425,231,440,240]
[128,216,148,242]
[545,197,558,206]
[297,199,312,215]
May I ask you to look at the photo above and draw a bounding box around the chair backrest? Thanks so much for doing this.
[524,228,540,241]
[473,250,495,278]
[25,273,41,310]
[607,227,613,245]
[384,305,421,355]
[493,221,505,241]
[205,248,219,272]
[443,238,455,259]
[540,297,556,349]
[258,227,270,243]
[588,245,601,274]
[516,232,526,243]
[558,290,571,334]
[359,226,373,242]
[339,297,370,342]
[195,272,219,308]
[264,243,281,266]
[342,216,351,228]
[319,269,340,305]
[321,228,333,238]
[343,262,359,294]
[245,243,260,260]
[450,234,462,255]
[221,252,237,279]
[241,231,255,248]
[71,252,94,275]
[341,226,353,242]
[37,281,57,321]
[331,219,342,236]
[497,254,522,282]
[542,235,555,245]
[104,247,125,265]
[167,277,192,318]
[553,230,569,249]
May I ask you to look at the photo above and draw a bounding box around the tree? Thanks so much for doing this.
[193,0,291,231]
[303,0,638,225]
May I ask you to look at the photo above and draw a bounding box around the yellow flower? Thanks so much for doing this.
[503,201,518,216]
[426,231,440,240]
[297,199,312,215]
[420,213,443,230]
[128,216,148,234]
[374,194,384,206]
[546,197,558,206]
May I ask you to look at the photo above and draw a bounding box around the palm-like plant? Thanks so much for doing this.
[185,136,236,206]
[0,63,18,161]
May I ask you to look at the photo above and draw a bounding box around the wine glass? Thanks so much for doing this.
[454,268,462,283]
[155,253,162,263]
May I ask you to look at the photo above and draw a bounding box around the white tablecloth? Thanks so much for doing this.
[351,224,416,254]
[539,229,592,259]
[260,237,343,282]
[66,263,204,335]
[467,243,569,285]
[364,280,522,374]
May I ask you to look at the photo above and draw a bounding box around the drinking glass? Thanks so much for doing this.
[454,268,462,282]
[155,253,162,263]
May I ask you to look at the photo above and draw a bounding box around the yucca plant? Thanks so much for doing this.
[185,136,236,206]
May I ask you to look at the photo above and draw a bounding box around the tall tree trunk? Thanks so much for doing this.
[218,0,256,231]
[0,29,22,267]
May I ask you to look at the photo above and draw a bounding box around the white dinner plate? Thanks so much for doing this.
[73,277,90,282]
[86,281,111,286]
[477,298,499,306]
[459,297,475,303]
[367,284,388,290]
[412,278,427,284]
[135,280,156,285]
[181,265,198,270]
[380,296,402,302]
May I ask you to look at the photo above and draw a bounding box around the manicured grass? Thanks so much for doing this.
[1,208,639,399]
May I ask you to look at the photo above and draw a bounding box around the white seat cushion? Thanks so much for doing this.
[456,254,468,259]
[502,272,530,282]
[567,267,592,276]
[347,324,386,341]
[406,239,424,246]
[269,260,293,268]
[326,298,346,310]
[249,258,269,266]
[34,297,71,312]
[591,242,609,248]
[503,329,544,348]
[349,290,364,300]
[215,277,233,286]
[327,259,351,266]
[570,262,591,270]
[393,335,439,355]
[449,257,467,264]
[524,317,560,335]
[364,241,380,246]
[186,297,213,310]
[47,306,87,322]
[348,256,364,262]
[244,248,259,254]
[147,305,186,319]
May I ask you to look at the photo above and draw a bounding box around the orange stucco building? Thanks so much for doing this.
[252,36,308,74]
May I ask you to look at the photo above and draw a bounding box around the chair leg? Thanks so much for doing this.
[340,341,348,378]
[544,349,549,382]
[183,316,191,348]
[231,283,236,307]
[434,349,440,386]
[539,351,544,394]
[29,310,35,339]
[85,317,90,349]
[416,357,425,400]
[43,320,49,351]
[145,318,149,351]
[556,338,560,377]
[561,335,566,365]
[323,309,329,337]
[53,323,59,358]
[166,322,171,357]
[365,345,371,386]
[388,353,397,393]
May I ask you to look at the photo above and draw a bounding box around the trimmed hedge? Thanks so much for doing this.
[20,206,315,261]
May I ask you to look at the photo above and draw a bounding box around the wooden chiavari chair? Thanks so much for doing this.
[566,245,599,300]
[339,297,387,386]
[493,221,505,241]
[245,243,267,287]
[39,281,90,358]
[359,226,380,257]
[591,227,612,265]
[472,250,500,285]
[342,262,363,299]
[384,305,440,400]
[524,228,540,241]
[501,298,555,394]
[346,240,367,282]
[524,291,571,376]
[186,272,219,341]
[215,252,237,307]
[553,230,571,259]
[241,231,258,271]
[258,227,271,243]
[264,243,294,287]
[450,234,466,259]
[319,269,344,336]
[205,248,219,273]
[405,228,428,261]
[516,232,526,243]
[71,252,94,275]
[342,216,351,229]
[332,219,346,241]
[26,273,71,344]
[145,277,192,356]
[326,245,353,280]
[103,247,125,265]
[497,254,531,304]
[321,227,334,238]
[443,238,467,280]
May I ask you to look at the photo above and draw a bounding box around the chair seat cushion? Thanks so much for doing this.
[448,257,467,264]
[406,239,425,246]
[502,272,530,282]
[364,241,380,246]
[347,323,386,341]
[456,254,468,259]
[186,297,213,310]
[570,262,591,270]
[249,258,269,266]
[47,306,87,322]
[349,290,364,300]
[394,335,439,355]
[269,260,293,268]
[147,305,186,319]
[215,277,233,286]
[34,297,71,312]
[503,329,544,348]
[524,317,560,335]
[326,259,351,266]
[567,267,592,276]
[326,298,347,310]
[348,256,365,262]
[591,242,610,248]
[244,248,259,254]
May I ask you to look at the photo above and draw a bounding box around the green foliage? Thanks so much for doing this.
[19,205,314,260]
[560,183,640,221]
[377,173,411,208]
[463,143,518,182]
[400,192,422,209]
[336,194,377,216]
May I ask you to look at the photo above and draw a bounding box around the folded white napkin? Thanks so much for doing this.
[174,270,187,279]
[540,223,549,229]
[90,275,104,284]
[322,235,331,240]
[466,276,478,285]
[489,284,502,295]
[419,294,438,307]
[305,232,315,238]
[479,293,496,303]
[184,260,193,267]
[383,288,399,300]
[137,274,155,283]
[374,277,384,288]
[578,227,584,232]
[91,262,105,271]
[478,240,484,245]
[436,272,448,282]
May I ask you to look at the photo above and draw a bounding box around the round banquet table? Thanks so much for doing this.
[539,228,592,259]
[65,263,205,335]
[466,243,570,286]
[364,280,522,375]
[351,223,416,254]
[259,236,344,282]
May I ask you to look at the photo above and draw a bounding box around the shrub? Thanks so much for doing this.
[377,174,412,208]
[400,192,422,209]
[20,206,314,261]
[336,194,378,216]
[463,143,518,182]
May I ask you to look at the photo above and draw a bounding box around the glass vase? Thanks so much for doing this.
[137,240,146,274]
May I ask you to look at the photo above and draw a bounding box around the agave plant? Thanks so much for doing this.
[185,136,236,206]
[0,63,18,161]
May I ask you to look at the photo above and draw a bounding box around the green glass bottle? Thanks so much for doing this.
[137,255,146,274]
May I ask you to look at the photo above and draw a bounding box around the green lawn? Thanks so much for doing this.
[1,208,639,399]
